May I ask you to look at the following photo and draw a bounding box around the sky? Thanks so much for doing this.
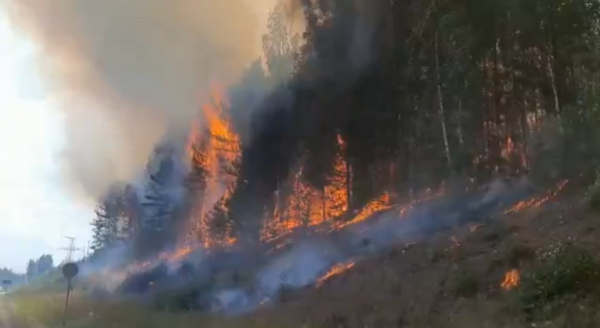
[0,8,92,273]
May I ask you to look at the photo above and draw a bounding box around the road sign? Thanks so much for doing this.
[62,263,79,279]
[61,262,79,327]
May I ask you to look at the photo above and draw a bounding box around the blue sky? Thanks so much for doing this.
[0,8,92,273]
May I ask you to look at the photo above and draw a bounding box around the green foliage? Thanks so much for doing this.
[450,268,479,298]
[585,169,600,211]
[516,240,600,320]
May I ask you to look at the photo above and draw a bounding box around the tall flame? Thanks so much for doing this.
[186,87,241,250]
[261,134,350,242]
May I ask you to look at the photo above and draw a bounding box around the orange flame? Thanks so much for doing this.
[261,134,350,242]
[335,192,392,229]
[500,269,520,290]
[186,88,241,250]
[504,179,568,215]
[316,262,355,287]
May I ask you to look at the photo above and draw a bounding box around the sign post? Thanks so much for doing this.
[61,262,79,327]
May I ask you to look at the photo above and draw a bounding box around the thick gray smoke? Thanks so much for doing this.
[5,0,300,200]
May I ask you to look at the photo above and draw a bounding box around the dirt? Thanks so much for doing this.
[0,298,26,328]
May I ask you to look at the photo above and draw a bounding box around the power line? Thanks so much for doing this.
[59,237,81,263]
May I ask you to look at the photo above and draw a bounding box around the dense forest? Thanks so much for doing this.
[90,0,600,260]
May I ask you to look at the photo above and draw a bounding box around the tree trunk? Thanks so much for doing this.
[322,185,327,221]
[547,7,564,133]
[435,29,452,168]
[345,160,352,212]
[456,97,464,146]
[547,55,564,133]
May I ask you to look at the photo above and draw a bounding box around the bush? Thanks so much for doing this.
[586,171,600,211]
[516,240,600,320]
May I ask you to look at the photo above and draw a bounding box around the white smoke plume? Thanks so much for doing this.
[5,0,301,200]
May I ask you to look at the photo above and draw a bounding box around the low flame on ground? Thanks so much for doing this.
[501,269,520,290]
[316,262,356,287]
[335,192,392,229]
[503,179,569,215]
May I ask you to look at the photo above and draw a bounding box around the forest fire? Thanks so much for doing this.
[316,262,356,287]
[335,192,392,229]
[503,179,569,215]
[161,247,193,264]
[500,269,520,290]
[186,88,240,250]
[260,134,350,242]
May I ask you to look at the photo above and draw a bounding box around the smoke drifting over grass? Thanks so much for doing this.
[5,0,294,199]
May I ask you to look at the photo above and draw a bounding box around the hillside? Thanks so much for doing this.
[11,179,600,328]
[249,184,599,327]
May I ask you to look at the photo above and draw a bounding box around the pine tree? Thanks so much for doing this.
[91,184,129,251]
[25,260,36,281]
[140,145,176,232]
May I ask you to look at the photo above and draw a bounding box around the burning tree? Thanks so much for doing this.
[183,90,242,249]
[89,0,600,271]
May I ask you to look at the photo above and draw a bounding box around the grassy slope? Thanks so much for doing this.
[11,189,600,328]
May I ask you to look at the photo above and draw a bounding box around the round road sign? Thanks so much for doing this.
[62,263,79,279]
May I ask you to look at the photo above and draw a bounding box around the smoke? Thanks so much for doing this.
[5,0,300,199]
[104,177,542,314]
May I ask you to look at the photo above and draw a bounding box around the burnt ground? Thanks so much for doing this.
[240,189,600,328]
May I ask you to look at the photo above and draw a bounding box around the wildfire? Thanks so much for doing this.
[187,88,241,250]
[261,134,350,242]
[163,247,193,264]
[503,179,569,215]
[316,262,355,287]
[500,269,520,290]
[335,192,392,229]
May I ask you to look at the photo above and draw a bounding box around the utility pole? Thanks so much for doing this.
[60,237,80,263]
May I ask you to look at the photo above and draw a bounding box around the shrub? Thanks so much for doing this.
[585,170,600,211]
[516,240,600,320]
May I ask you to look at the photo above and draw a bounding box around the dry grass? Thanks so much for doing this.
[11,191,600,328]
[10,292,270,328]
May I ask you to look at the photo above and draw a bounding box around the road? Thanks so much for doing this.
[0,296,24,328]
